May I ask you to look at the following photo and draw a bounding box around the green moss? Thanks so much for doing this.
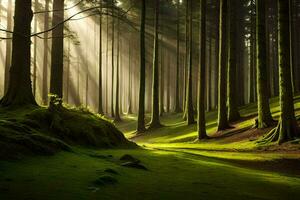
[0,105,136,159]
[1,149,300,200]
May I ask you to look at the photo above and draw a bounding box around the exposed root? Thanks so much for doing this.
[257,120,299,145]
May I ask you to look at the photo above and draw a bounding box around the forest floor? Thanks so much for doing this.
[1,96,300,199]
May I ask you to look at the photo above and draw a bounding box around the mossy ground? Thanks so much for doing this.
[1,148,300,200]
[0,105,135,159]
[1,96,300,199]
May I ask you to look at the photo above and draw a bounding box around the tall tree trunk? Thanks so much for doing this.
[198,0,208,139]
[1,0,36,106]
[98,3,104,115]
[32,0,38,97]
[111,4,115,117]
[137,0,146,133]
[183,0,189,119]
[217,0,230,130]
[255,0,274,128]
[159,42,165,116]
[149,0,161,129]
[106,13,109,114]
[174,0,182,113]
[127,33,132,114]
[260,0,298,144]
[50,0,64,98]
[249,0,256,103]
[214,0,220,109]
[114,9,121,122]
[227,0,240,122]
[185,0,195,125]
[42,0,50,104]
[4,0,13,94]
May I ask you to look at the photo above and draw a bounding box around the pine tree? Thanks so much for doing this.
[1,0,36,106]
[198,0,208,139]
[259,0,299,144]
[255,0,274,128]
[149,0,162,129]
[217,0,230,131]
[137,0,146,133]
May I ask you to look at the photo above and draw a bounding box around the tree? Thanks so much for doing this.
[255,0,274,128]
[184,0,195,125]
[217,0,230,131]
[137,0,146,133]
[227,0,240,122]
[50,0,64,98]
[42,0,50,104]
[127,33,133,114]
[114,9,122,122]
[260,0,298,144]
[198,0,208,139]
[32,0,38,97]
[111,2,115,117]
[1,0,36,106]
[98,2,104,115]
[4,0,13,94]
[149,0,162,129]
[174,0,182,113]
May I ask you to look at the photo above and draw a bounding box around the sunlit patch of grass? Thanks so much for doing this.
[117,95,300,152]
[1,148,300,200]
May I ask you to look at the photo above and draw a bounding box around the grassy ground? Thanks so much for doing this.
[1,96,300,199]
[1,148,300,200]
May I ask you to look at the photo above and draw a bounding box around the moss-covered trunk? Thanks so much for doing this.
[255,0,274,128]
[1,0,36,106]
[259,0,298,144]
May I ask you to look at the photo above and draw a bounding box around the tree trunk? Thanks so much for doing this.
[260,0,298,144]
[4,0,13,94]
[137,0,146,133]
[174,0,182,113]
[1,0,36,106]
[114,9,122,122]
[227,0,240,122]
[198,0,208,139]
[256,0,274,128]
[42,0,50,104]
[185,0,195,125]
[217,0,230,130]
[98,3,104,115]
[50,0,64,98]
[111,4,115,117]
[149,0,161,129]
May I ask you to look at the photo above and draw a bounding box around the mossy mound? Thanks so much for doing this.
[0,104,136,159]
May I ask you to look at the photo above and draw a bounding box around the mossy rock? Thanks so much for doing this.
[0,105,136,159]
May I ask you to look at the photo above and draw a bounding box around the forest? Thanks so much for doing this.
[0,0,300,199]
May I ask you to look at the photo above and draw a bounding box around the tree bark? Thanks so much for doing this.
[50,0,64,98]
[217,0,230,130]
[149,0,161,129]
[256,0,274,128]
[198,0,208,140]
[137,0,146,133]
[1,0,36,106]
